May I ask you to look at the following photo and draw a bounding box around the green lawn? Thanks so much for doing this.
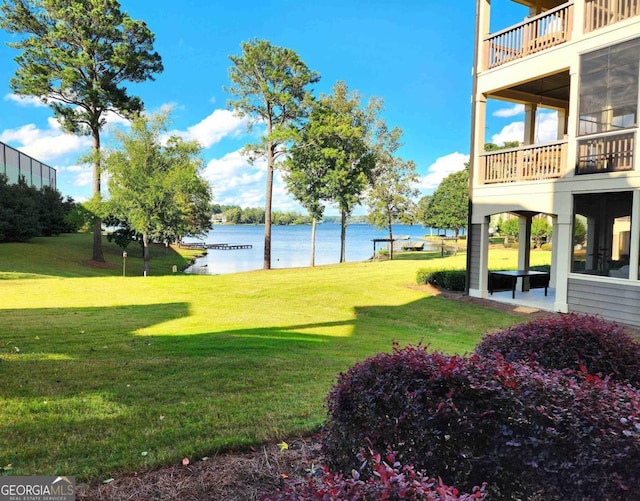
[0,234,548,481]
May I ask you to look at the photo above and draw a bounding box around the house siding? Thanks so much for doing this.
[568,277,640,326]
[468,224,482,290]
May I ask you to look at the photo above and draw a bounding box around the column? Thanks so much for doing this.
[518,214,532,290]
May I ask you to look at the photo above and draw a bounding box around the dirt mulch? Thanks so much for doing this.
[77,437,321,501]
[77,286,555,501]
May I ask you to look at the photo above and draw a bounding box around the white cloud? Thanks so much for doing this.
[172,109,247,148]
[204,149,265,205]
[491,110,559,145]
[203,149,306,210]
[0,120,91,164]
[418,152,469,191]
[4,93,47,107]
[491,121,524,145]
[493,104,524,118]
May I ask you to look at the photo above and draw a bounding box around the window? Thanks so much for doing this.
[572,192,633,277]
[5,146,19,184]
[579,38,640,135]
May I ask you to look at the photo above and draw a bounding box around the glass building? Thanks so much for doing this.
[0,140,56,189]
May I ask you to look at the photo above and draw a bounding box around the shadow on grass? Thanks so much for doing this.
[0,294,516,479]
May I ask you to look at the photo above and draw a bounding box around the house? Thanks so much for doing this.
[467,0,640,325]
[0,140,56,189]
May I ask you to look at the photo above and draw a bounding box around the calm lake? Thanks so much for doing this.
[185,223,440,275]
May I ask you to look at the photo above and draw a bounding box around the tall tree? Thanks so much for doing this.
[427,167,469,238]
[103,112,211,276]
[0,0,163,262]
[284,99,331,266]
[323,83,379,262]
[226,38,319,270]
[416,195,434,235]
[366,126,419,260]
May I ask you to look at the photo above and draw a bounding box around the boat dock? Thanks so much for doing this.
[183,242,252,250]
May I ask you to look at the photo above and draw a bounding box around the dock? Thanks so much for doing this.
[183,242,252,250]
[207,243,252,250]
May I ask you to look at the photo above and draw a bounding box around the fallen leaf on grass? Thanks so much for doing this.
[277,441,288,451]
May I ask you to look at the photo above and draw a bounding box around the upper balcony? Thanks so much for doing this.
[483,0,640,70]
[485,2,573,70]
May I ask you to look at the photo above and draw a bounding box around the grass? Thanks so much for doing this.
[0,233,546,481]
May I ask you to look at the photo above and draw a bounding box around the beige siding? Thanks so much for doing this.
[568,277,640,326]
[468,224,482,290]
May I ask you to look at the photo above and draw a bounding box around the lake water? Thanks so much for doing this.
[185,223,440,275]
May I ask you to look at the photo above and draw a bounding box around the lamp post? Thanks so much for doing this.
[122,250,127,277]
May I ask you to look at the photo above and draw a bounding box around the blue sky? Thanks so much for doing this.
[0,0,556,215]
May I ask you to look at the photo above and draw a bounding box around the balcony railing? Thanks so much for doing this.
[576,131,635,174]
[484,2,573,69]
[585,0,640,32]
[481,141,567,184]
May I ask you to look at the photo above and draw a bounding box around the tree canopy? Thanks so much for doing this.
[103,112,211,276]
[366,126,419,259]
[0,0,163,261]
[427,167,469,237]
[227,38,319,269]
[285,81,380,263]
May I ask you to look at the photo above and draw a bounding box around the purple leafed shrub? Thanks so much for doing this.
[268,448,487,501]
[321,344,640,500]
[476,313,640,386]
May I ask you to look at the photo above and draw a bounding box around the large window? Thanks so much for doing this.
[579,38,639,135]
[572,192,633,277]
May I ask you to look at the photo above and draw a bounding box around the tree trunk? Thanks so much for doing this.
[264,144,274,270]
[310,217,317,267]
[388,221,394,261]
[340,209,347,263]
[143,232,150,277]
[91,129,105,262]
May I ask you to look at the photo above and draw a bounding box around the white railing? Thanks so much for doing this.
[481,141,567,184]
[484,2,573,69]
[585,0,640,32]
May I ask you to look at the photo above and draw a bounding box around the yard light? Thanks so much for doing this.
[122,250,127,277]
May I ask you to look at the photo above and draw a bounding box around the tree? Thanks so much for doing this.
[227,38,319,270]
[366,126,419,260]
[0,175,40,242]
[0,0,163,262]
[416,195,434,235]
[103,112,212,276]
[283,99,331,266]
[499,217,520,242]
[38,185,71,236]
[286,81,378,263]
[531,217,552,248]
[427,167,469,238]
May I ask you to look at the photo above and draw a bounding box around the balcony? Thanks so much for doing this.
[484,1,573,69]
[481,141,567,184]
[585,0,640,32]
[576,131,635,174]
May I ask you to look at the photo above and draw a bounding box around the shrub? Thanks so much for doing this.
[269,449,487,500]
[417,269,466,291]
[476,313,640,386]
[322,344,640,500]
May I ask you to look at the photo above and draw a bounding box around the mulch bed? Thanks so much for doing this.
[77,286,555,501]
[77,437,321,501]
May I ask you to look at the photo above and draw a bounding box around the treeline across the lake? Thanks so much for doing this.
[212,204,372,226]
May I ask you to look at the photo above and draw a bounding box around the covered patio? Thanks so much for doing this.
[488,286,556,312]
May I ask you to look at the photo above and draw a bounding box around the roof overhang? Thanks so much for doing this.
[511,0,563,12]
